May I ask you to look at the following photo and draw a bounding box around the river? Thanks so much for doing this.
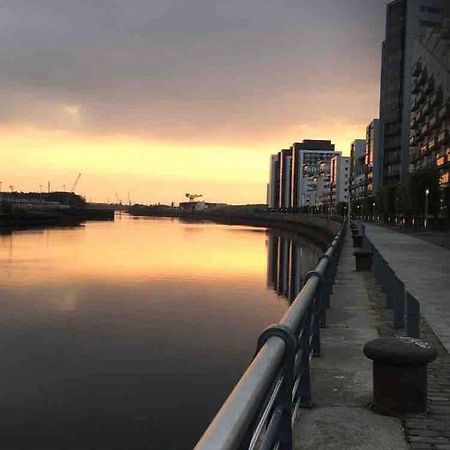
[0,215,322,449]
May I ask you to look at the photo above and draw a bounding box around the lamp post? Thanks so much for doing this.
[372,201,376,222]
[424,188,430,230]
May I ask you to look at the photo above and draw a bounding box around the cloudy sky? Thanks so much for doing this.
[1,0,389,204]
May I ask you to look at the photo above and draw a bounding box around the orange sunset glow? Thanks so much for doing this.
[1,0,389,204]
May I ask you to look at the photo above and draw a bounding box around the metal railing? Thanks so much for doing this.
[194,220,346,450]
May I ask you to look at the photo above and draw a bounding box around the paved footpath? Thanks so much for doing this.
[364,224,450,449]
[364,224,450,353]
[292,231,408,449]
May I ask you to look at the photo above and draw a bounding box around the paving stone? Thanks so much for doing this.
[362,229,450,450]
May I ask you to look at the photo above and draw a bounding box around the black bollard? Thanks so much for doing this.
[353,248,372,271]
[352,235,364,248]
[363,337,436,415]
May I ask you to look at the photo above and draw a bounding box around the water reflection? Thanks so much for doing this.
[0,217,322,449]
[267,231,322,303]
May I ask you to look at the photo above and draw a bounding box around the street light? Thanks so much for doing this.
[372,201,376,222]
[424,188,430,230]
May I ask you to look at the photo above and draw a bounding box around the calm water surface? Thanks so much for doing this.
[0,216,322,449]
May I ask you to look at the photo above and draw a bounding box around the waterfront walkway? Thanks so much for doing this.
[292,230,408,449]
[365,224,450,353]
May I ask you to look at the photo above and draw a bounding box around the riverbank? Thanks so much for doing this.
[129,205,341,249]
[0,207,114,232]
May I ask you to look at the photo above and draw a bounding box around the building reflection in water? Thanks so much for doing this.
[267,230,323,303]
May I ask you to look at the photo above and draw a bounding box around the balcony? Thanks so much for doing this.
[428,137,437,151]
[425,76,435,95]
[410,147,420,163]
[418,69,428,86]
[421,123,429,135]
[440,171,450,186]
[438,103,450,120]
[438,130,449,144]
[422,100,432,116]
[421,142,429,156]
[429,115,437,129]
[431,88,443,107]
[436,154,447,167]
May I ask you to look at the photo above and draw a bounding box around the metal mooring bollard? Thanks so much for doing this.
[363,337,436,415]
[353,248,373,271]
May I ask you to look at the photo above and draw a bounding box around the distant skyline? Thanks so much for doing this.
[1,0,390,204]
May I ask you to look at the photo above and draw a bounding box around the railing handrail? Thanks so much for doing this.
[195,220,346,450]
[194,338,285,449]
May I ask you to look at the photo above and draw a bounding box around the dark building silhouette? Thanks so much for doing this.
[379,0,446,187]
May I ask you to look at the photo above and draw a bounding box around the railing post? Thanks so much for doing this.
[318,255,332,307]
[406,292,420,338]
[303,271,329,330]
[304,271,324,347]
[298,311,312,408]
[257,325,297,450]
[393,278,405,329]
[385,266,395,308]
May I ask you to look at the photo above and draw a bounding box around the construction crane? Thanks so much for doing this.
[185,193,203,202]
[71,173,82,193]
[115,191,122,205]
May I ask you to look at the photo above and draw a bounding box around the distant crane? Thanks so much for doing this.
[115,191,122,205]
[127,192,132,206]
[185,193,203,202]
[71,173,82,193]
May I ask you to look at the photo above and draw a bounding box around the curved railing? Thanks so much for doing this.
[194,220,347,450]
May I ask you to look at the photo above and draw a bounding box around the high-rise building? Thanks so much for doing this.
[268,139,340,211]
[330,155,351,209]
[290,140,336,209]
[279,149,293,209]
[268,154,281,208]
[349,139,366,201]
[409,19,450,208]
[379,0,446,187]
[365,119,382,196]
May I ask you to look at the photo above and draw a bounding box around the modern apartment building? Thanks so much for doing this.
[330,155,351,208]
[409,21,450,207]
[268,154,280,208]
[379,0,446,186]
[290,140,336,209]
[279,149,293,209]
[365,119,382,196]
[268,139,338,210]
[349,139,366,200]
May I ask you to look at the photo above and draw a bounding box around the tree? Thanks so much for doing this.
[395,182,410,221]
[408,167,440,221]
[383,184,397,222]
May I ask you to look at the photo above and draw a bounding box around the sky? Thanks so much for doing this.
[0,0,390,205]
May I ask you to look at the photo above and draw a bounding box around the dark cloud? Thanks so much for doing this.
[0,0,389,143]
